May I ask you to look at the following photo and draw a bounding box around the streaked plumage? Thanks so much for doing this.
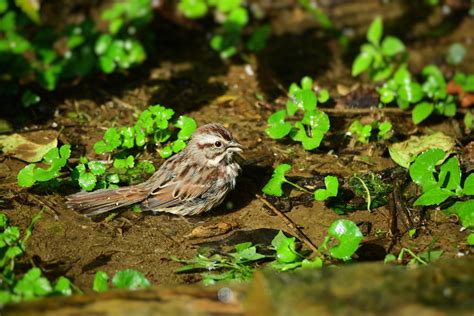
[66,123,243,216]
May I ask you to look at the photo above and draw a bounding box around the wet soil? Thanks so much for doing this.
[1,1,473,292]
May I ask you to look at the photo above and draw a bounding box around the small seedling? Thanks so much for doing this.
[352,17,406,81]
[266,76,330,151]
[0,211,76,304]
[94,105,197,159]
[175,223,363,284]
[262,164,312,197]
[17,145,71,188]
[408,148,474,244]
[92,269,150,292]
[178,0,270,58]
[314,176,339,201]
[348,120,393,144]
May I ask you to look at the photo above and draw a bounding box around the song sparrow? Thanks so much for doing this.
[66,123,244,216]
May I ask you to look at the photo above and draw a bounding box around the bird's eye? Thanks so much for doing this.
[214,141,222,147]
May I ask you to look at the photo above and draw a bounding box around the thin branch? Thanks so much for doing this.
[255,194,319,255]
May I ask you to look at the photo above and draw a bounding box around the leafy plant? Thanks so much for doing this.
[408,148,473,243]
[92,269,150,292]
[177,0,270,58]
[0,0,152,105]
[175,223,363,284]
[0,211,74,304]
[348,120,393,144]
[314,176,339,201]
[17,145,71,187]
[94,105,197,159]
[352,17,406,81]
[266,76,330,150]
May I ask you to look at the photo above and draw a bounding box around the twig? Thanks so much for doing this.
[28,195,60,219]
[255,194,319,255]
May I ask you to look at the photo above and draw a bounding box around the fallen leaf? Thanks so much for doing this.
[0,130,58,162]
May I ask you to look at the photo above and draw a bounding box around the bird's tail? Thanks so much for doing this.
[66,184,150,216]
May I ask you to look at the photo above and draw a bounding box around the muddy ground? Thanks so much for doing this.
[1,1,473,292]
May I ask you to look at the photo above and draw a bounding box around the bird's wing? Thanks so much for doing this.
[142,166,218,210]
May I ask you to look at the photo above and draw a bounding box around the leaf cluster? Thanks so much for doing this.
[17,145,71,188]
[352,17,406,81]
[0,0,152,106]
[0,212,73,304]
[266,76,330,150]
[178,0,270,58]
[92,269,150,292]
[348,120,392,144]
[262,164,339,201]
[409,148,474,211]
[175,224,363,284]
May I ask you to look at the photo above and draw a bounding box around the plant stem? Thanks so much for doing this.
[398,248,428,265]
[285,180,313,194]
[352,175,372,211]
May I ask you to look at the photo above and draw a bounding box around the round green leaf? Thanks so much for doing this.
[412,102,434,125]
[93,271,109,293]
[352,51,373,76]
[18,164,36,187]
[367,16,383,46]
[112,269,150,290]
[381,36,405,56]
[327,219,363,261]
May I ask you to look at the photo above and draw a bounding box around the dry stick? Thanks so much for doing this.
[28,195,60,219]
[255,193,319,255]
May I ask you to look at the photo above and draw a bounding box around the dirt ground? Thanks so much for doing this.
[0,2,473,292]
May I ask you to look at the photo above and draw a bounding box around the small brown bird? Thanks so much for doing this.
[66,123,243,216]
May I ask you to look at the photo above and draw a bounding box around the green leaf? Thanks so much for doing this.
[314,176,339,201]
[412,102,434,124]
[271,231,298,263]
[467,233,474,246]
[121,127,135,148]
[88,161,106,176]
[14,268,52,300]
[381,36,405,56]
[54,277,72,296]
[21,90,40,107]
[398,82,423,104]
[112,269,150,290]
[446,200,474,228]
[99,55,116,74]
[17,164,36,187]
[367,17,383,46]
[300,76,313,90]
[437,157,461,192]
[352,51,373,76]
[15,0,40,24]
[379,87,395,104]
[318,89,329,103]
[178,0,208,18]
[294,90,317,112]
[301,257,323,269]
[327,219,363,261]
[95,34,113,55]
[262,164,291,197]
[171,139,186,153]
[226,7,248,28]
[246,24,271,51]
[159,146,173,159]
[266,110,292,139]
[409,148,445,192]
[463,173,474,195]
[78,172,97,191]
[93,271,109,292]
[175,116,197,140]
[413,187,454,206]
[291,122,324,150]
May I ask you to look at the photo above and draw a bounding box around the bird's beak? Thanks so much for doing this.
[227,139,245,152]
